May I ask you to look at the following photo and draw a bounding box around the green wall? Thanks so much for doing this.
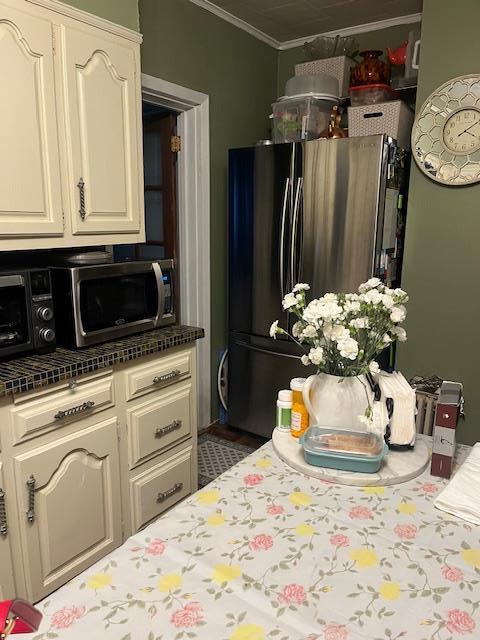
[62,0,139,29]
[139,0,277,417]
[398,0,480,445]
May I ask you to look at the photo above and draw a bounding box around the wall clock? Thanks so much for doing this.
[411,74,480,185]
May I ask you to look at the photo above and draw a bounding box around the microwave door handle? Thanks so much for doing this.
[152,262,165,324]
[0,275,24,288]
[279,177,290,300]
[290,177,303,288]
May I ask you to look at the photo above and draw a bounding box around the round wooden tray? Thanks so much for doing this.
[272,428,431,487]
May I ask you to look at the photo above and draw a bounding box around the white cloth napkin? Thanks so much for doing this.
[434,443,480,525]
[376,371,416,446]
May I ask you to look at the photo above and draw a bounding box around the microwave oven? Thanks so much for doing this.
[0,269,56,359]
[50,260,176,348]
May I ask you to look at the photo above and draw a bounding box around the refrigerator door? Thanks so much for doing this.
[228,332,309,438]
[228,144,298,338]
[299,135,390,296]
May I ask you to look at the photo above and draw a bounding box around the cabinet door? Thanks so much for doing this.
[0,3,63,236]
[0,462,15,600]
[61,25,142,235]
[14,417,122,602]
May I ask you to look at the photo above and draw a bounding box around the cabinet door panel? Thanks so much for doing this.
[0,5,62,236]
[0,462,15,599]
[62,25,142,235]
[14,417,122,602]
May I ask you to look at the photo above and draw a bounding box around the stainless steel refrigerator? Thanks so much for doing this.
[228,135,403,438]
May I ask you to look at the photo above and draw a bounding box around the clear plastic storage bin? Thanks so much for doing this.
[272,95,337,143]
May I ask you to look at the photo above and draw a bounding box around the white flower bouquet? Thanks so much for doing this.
[270,278,408,378]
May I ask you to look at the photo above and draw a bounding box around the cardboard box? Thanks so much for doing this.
[430,381,463,479]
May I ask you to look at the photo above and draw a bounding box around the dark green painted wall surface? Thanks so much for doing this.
[139,0,277,417]
[62,0,139,29]
[398,0,480,445]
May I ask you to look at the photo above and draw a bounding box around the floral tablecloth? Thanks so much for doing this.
[32,437,480,640]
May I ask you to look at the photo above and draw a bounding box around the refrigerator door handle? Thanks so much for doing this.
[234,339,301,360]
[290,177,303,288]
[279,177,290,299]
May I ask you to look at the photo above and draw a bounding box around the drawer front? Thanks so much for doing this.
[130,447,192,531]
[10,375,114,445]
[124,349,192,401]
[127,382,192,468]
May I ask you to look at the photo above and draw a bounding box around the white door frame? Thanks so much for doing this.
[141,73,211,429]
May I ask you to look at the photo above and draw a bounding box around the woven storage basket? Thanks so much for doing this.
[295,56,355,97]
[347,100,414,149]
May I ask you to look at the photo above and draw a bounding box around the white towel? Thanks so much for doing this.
[376,371,416,446]
[434,443,480,525]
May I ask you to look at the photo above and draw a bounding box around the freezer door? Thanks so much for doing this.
[228,144,297,337]
[228,333,309,438]
[300,135,389,296]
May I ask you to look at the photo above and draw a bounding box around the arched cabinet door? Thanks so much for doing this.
[60,24,143,236]
[13,417,122,602]
[0,4,63,237]
[0,461,15,600]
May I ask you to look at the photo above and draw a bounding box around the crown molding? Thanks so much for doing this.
[26,0,143,43]
[188,1,421,51]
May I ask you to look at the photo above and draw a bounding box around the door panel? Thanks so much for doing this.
[0,5,63,236]
[228,332,308,438]
[62,25,141,235]
[0,462,15,599]
[14,417,122,602]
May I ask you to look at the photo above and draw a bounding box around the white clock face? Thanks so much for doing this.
[443,108,480,154]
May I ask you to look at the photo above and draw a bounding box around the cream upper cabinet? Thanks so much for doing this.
[13,417,122,602]
[0,3,63,237]
[0,461,15,600]
[59,24,143,236]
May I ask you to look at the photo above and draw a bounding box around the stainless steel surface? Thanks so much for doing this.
[0,274,24,288]
[0,487,7,536]
[54,400,95,420]
[301,135,389,294]
[156,482,183,503]
[153,369,181,385]
[26,475,35,523]
[155,419,182,438]
[279,177,290,299]
[290,177,303,288]
[77,177,86,220]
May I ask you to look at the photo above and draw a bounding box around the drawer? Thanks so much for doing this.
[124,349,192,401]
[9,374,114,445]
[127,381,192,468]
[130,446,192,531]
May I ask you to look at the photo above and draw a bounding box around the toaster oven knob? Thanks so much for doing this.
[37,306,54,322]
[39,327,55,343]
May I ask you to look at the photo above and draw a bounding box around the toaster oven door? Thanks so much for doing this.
[0,274,33,357]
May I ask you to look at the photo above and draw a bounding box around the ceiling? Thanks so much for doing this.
[190,0,422,46]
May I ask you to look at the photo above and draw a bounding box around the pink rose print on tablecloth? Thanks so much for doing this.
[170,602,204,628]
[243,473,264,486]
[349,506,372,520]
[249,534,274,551]
[394,523,417,540]
[330,533,349,548]
[51,606,86,630]
[266,504,284,515]
[324,623,348,640]
[279,583,306,605]
[422,482,439,493]
[446,609,476,635]
[146,538,166,556]
[442,565,464,582]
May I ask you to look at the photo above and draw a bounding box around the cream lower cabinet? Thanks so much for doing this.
[0,461,16,599]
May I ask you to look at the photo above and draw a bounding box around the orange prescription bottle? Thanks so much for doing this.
[290,377,309,438]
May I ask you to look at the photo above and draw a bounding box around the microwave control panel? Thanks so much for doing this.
[163,272,173,315]
[30,270,56,348]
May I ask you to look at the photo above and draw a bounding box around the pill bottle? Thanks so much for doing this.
[290,377,309,438]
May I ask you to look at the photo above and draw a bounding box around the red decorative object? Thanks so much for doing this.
[0,599,43,637]
[350,50,390,86]
[387,41,408,66]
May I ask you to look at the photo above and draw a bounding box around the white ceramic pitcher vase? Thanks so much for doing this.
[302,373,375,431]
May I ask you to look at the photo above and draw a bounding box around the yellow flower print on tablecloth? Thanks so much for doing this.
[207,511,226,526]
[461,548,480,569]
[295,523,315,536]
[255,458,272,470]
[397,501,417,515]
[212,564,241,584]
[197,489,220,505]
[349,548,378,568]
[288,491,312,506]
[86,573,112,590]
[157,573,182,592]
[379,581,401,601]
[363,486,385,495]
[229,623,265,640]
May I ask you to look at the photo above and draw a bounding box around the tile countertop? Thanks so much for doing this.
[0,325,204,398]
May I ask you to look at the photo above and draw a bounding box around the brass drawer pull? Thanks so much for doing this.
[54,400,95,420]
[157,482,183,503]
[153,369,181,385]
[155,419,182,438]
[26,475,36,523]
[0,488,7,536]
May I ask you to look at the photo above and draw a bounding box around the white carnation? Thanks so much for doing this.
[301,354,310,366]
[293,283,310,293]
[302,299,322,325]
[308,347,324,365]
[318,301,343,320]
[282,293,298,310]
[383,333,393,344]
[322,293,338,302]
[302,324,317,338]
[362,289,383,304]
[381,294,394,309]
[330,325,350,342]
[350,317,369,329]
[292,321,302,338]
[337,337,358,360]
[345,300,361,313]
[390,305,407,323]
[393,288,409,302]
[368,361,380,375]
[366,277,382,289]
[269,320,279,339]
[392,326,407,342]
